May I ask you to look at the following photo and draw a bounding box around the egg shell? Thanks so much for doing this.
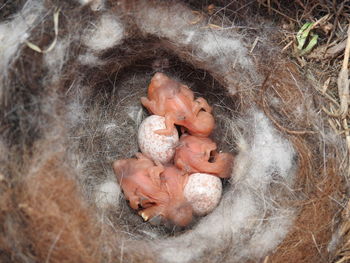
[138,115,179,164]
[184,173,222,216]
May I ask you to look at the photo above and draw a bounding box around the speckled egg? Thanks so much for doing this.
[138,115,179,164]
[184,173,222,216]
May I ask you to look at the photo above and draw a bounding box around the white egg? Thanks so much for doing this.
[184,173,222,216]
[138,115,179,164]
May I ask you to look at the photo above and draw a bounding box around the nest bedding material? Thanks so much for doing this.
[0,0,347,262]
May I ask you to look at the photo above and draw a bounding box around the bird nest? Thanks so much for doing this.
[0,0,348,262]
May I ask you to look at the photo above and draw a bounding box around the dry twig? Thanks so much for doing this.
[337,24,350,119]
[258,0,297,23]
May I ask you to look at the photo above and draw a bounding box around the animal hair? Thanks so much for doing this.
[0,0,346,262]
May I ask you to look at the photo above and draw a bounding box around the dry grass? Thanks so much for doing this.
[253,1,350,262]
[1,0,349,262]
[187,1,350,261]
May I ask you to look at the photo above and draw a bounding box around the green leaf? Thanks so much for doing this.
[296,22,314,50]
[300,33,318,56]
